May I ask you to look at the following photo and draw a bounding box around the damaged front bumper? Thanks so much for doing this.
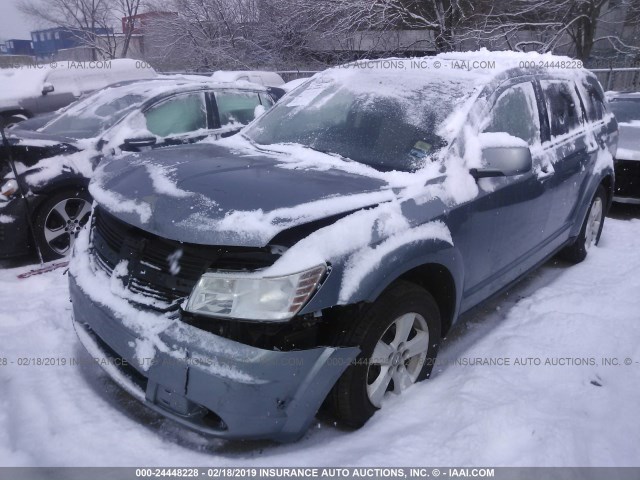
[69,274,359,442]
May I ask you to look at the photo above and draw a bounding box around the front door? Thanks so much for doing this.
[454,79,553,310]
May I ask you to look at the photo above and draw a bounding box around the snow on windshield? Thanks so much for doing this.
[244,63,480,172]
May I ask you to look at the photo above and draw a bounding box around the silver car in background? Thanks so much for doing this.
[608,92,640,204]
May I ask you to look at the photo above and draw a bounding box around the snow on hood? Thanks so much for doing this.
[90,142,396,247]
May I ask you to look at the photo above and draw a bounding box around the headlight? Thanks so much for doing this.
[0,179,19,201]
[185,265,326,321]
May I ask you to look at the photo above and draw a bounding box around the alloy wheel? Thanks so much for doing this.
[43,198,92,256]
[366,312,430,407]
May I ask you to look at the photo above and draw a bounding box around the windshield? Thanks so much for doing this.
[244,69,472,171]
[609,98,640,124]
[41,89,146,139]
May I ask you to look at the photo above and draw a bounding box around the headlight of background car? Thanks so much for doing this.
[0,179,19,201]
[185,265,326,321]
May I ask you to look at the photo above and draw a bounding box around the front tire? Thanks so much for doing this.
[560,185,606,263]
[327,281,441,427]
[33,188,92,261]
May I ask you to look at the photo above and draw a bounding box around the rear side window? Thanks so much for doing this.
[483,82,541,145]
[541,80,584,137]
[215,91,262,126]
[145,93,207,137]
[580,78,608,122]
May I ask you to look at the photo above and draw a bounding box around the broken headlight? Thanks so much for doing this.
[184,265,326,321]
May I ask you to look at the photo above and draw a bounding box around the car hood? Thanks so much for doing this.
[90,143,395,247]
[8,128,80,149]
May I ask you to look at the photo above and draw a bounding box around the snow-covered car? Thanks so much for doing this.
[211,70,285,87]
[69,52,617,442]
[0,77,281,260]
[608,92,640,204]
[0,59,157,128]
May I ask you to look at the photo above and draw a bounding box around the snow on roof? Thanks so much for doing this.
[334,49,590,86]
[48,75,268,122]
[0,59,158,108]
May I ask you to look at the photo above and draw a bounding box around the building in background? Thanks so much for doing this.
[0,39,34,56]
[31,27,113,61]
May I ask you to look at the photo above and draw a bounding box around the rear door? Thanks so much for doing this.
[538,79,591,239]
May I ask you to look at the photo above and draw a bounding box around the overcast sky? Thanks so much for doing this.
[0,0,39,41]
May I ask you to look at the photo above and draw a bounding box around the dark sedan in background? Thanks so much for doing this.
[0,77,283,260]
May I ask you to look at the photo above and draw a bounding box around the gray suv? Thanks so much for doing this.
[68,53,617,442]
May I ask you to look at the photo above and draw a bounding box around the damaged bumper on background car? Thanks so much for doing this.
[69,274,360,442]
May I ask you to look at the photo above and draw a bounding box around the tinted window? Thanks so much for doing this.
[484,82,541,144]
[581,83,607,122]
[215,91,262,126]
[541,80,584,137]
[145,93,207,137]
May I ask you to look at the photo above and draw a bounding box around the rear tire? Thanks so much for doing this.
[327,281,441,427]
[560,185,606,264]
[33,188,92,261]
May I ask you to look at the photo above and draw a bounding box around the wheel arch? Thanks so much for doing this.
[311,241,465,337]
[30,180,91,223]
[600,173,614,210]
[395,263,458,336]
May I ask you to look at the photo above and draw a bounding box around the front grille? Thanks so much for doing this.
[614,159,640,199]
[90,206,278,311]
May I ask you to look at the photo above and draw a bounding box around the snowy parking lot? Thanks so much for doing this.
[1,206,639,467]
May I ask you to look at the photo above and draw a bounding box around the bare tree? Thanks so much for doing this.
[468,0,640,61]
[293,0,473,56]
[115,0,143,57]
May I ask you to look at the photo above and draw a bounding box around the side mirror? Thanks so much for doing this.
[471,133,533,178]
[122,136,157,150]
[42,83,54,95]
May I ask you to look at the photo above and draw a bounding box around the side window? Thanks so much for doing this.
[582,83,607,122]
[484,82,541,145]
[215,91,262,126]
[540,80,584,137]
[145,93,207,137]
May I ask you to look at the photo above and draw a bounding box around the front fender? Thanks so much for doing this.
[301,238,465,323]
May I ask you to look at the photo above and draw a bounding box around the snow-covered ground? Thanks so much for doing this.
[1,208,639,467]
